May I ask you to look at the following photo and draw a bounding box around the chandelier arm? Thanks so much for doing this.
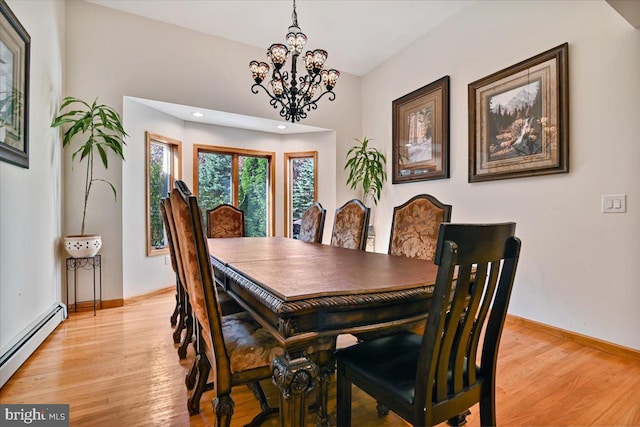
[301,89,336,110]
[251,83,288,110]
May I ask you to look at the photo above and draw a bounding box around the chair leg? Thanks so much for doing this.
[170,283,181,327]
[185,356,198,390]
[178,299,193,359]
[376,402,389,417]
[187,353,211,415]
[212,394,234,427]
[247,381,270,412]
[448,409,471,426]
[336,362,352,427]
[479,378,497,426]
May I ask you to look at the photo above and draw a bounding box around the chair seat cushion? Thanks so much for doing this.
[221,311,284,373]
[335,331,421,405]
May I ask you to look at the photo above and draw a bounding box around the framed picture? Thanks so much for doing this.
[468,43,568,183]
[0,0,30,168]
[392,75,449,183]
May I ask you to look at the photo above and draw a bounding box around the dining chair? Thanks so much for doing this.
[336,222,521,427]
[388,194,452,261]
[355,194,452,346]
[170,180,284,425]
[298,202,326,243]
[160,197,182,332]
[206,204,245,238]
[162,197,243,364]
[160,198,191,357]
[330,199,370,251]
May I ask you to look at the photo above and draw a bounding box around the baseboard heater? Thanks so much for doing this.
[0,303,67,387]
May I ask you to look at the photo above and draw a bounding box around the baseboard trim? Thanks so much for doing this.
[67,298,124,313]
[0,303,66,387]
[67,287,174,313]
[506,314,640,361]
[125,286,173,305]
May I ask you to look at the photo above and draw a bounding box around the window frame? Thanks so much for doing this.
[145,132,182,256]
[283,151,318,238]
[193,144,276,237]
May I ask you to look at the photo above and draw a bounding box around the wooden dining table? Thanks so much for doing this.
[208,237,439,427]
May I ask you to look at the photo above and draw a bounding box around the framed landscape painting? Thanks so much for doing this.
[392,76,449,184]
[468,43,568,183]
[0,0,30,168]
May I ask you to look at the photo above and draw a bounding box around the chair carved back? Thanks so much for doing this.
[170,181,233,396]
[388,194,452,261]
[298,202,326,243]
[206,204,245,238]
[414,222,520,424]
[330,199,370,251]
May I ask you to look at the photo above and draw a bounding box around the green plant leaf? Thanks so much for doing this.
[96,144,108,169]
[94,178,118,201]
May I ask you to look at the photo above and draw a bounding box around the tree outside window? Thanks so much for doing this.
[146,133,181,256]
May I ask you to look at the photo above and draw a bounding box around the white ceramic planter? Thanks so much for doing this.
[64,235,102,258]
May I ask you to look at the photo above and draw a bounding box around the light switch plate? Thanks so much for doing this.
[602,194,626,213]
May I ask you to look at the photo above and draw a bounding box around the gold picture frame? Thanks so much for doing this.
[468,43,569,182]
[392,76,449,183]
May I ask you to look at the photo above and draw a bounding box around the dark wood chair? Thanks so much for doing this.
[298,202,326,243]
[389,194,452,261]
[170,180,284,425]
[336,222,521,427]
[330,199,370,251]
[206,204,245,238]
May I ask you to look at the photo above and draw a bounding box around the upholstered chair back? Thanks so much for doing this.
[388,194,452,261]
[298,202,326,243]
[161,197,188,293]
[206,204,245,238]
[330,199,370,251]
[170,183,233,395]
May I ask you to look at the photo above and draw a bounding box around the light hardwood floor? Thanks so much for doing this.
[1,289,639,426]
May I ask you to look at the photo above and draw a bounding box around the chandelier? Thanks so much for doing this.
[249,0,339,123]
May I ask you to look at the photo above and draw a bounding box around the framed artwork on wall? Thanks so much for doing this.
[468,43,569,183]
[0,0,30,168]
[392,75,449,184]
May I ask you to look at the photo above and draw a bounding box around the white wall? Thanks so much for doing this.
[0,0,65,350]
[362,0,640,349]
[121,98,184,298]
[65,0,362,300]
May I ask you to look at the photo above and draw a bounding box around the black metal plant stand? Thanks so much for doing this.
[66,255,102,316]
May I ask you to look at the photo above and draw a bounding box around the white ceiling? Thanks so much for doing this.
[90,0,472,134]
[88,0,471,76]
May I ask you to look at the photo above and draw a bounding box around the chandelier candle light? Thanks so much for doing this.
[249,0,339,122]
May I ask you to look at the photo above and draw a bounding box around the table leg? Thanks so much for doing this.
[309,344,336,426]
[272,355,317,427]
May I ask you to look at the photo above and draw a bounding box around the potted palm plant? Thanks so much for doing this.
[51,96,127,258]
[344,136,387,207]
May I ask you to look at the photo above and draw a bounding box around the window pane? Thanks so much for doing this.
[238,156,268,237]
[291,157,315,239]
[149,142,171,249]
[198,152,232,212]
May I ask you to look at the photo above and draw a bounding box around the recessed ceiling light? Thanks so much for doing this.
[191,112,204,117]
[276,124,287,130]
